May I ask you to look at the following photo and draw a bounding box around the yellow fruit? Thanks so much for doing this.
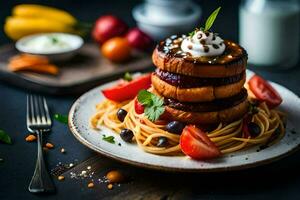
[12,4,77,26]
[4,16,74,40]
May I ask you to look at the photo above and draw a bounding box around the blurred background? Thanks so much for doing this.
[0,0,239,43]
[0,0,299,92]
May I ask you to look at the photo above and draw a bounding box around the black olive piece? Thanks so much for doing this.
[157,137,168,147]
[166,121,185,135]
[117,109,127,122]
[247,122,261,138]
[120,129,134,142]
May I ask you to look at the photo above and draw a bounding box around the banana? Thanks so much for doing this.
[4,16,74,40]
[12,4,77,26]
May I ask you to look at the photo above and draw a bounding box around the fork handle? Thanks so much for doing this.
[28,130,55,193]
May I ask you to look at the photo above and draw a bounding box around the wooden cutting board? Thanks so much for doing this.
[0,43,153,95]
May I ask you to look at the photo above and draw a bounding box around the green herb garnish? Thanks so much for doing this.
[0,129,12,144]
[204,7,221,31]
[188,7,221,36]
[102,135,115,144]
[137,90,165,121]
[54,114,68,124]
[123,72,133,82]
[49,36,59,44]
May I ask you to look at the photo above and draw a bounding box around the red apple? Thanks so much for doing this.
[92,15,128,44]
[126,28,153,51]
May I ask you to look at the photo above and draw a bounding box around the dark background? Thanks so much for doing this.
[0,0,300,200]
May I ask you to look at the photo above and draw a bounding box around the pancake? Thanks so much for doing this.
[151,73,246,102]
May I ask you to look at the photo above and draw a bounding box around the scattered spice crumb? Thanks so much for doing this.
[107,184,113,190]
[45,142,54,149]
[60,148,66,153]
[118,143,121,146]
[88,182,94,188]
[58,175,65,181]
[25,134,37,142]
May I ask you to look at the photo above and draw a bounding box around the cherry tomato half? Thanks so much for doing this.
[134,98,144,114]
[102,73,151,102]
[180,125,221,160]
[248,75,282,108]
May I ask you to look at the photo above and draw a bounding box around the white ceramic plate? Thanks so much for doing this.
[68,70,300,172]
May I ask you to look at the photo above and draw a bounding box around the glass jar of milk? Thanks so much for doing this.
[239,0,300,69]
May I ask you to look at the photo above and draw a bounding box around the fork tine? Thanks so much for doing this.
[29,95,36,125]
[27,95,31,126]
[38,96,46,124]
[33,95,42,125]
[42,97,52,126]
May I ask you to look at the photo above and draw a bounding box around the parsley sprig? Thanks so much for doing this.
[137,90,165,121]
[189,7,221,36]
[102,135,115,144]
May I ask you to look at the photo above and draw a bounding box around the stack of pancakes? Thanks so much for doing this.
[151,36,249,125]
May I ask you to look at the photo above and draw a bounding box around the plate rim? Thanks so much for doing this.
[68,72,300,172]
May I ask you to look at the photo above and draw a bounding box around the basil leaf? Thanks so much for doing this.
[0,130,12,144]
[137,90,153,106]
[54,113,68,124]
[102,135,115,144]
[204,7,221,31]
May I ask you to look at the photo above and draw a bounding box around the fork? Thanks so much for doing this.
[27,94,55,193]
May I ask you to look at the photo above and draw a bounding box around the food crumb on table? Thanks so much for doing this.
[25,134,37,142]
[45,142,54,149]
[107,183,113,190]
[58,175,65,181]
[60,148,66,153]
[88,182,94,188]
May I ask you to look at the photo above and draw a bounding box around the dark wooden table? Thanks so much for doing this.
[1,0,300,199]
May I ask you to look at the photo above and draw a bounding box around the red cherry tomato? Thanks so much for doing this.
[180,125,221,160]
[134,98,144,114]
[102,74,151,102]
[248,75,282,108]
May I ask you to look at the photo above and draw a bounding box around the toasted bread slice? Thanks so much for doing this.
[163,99,249,125]
[152,40,247,78]
[151,73,246,102]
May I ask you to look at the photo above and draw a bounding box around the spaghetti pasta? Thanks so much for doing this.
[90,99,285,156]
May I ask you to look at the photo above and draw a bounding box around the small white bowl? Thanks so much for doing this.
[15,33,84,62]
[132,3,201,40]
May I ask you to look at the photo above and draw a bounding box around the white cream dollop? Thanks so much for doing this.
[181,30,225,57]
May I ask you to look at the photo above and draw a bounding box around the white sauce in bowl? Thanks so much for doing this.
[16,33,83,55]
